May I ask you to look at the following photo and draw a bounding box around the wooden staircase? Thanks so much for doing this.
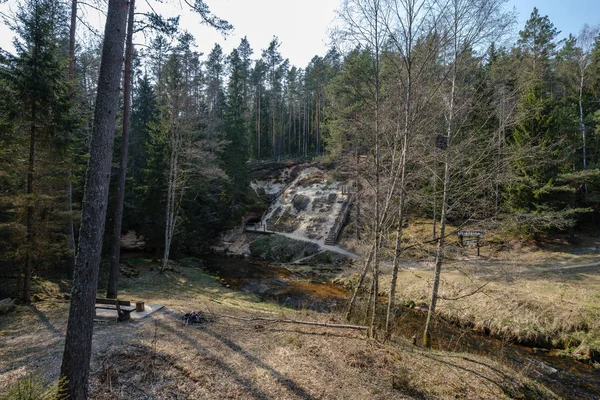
[324,191,352,246]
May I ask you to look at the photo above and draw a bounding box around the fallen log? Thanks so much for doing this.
[218,313,368,331]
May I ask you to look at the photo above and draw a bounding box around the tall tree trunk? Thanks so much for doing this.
[369,0,381,339]
[423,134,451,347]
[579,74,587,193]
[107,0,135,298]
[257,92,261,159]
[161,126,182,273]
[288,95,292,155]
[60,1,129,398]
[280,95,284,158]
[316,90,320,156]
[64,0,78,277]
[345,242,375,319]
[423,28,457,347]
[355,147,361,241]
[385,64,412,340]
[293,97,298,156]
[432,163,438,238]
[272,95,276,159]
[24,103,36,303]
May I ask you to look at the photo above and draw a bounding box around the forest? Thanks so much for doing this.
[1,0,600,398]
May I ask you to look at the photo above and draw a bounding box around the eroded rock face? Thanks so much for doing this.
[226,161,355,262]
[256,167,347,243]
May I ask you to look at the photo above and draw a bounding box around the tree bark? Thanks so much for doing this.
[369,0,381,339]
[345,242,375,319]
[385,69,411,341]
[355,147,361,241]
[24,103,36,303]
[161,126,181,273]
[579,73,587,193]
[257,91,261,159]
[59,1,129,398]
[423,16,457,347]
[64,0,78,278]
[107,0,135,298]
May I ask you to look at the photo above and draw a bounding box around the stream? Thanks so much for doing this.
[199,255,600,399]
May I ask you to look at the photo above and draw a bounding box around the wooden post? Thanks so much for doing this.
[136,301,145,312]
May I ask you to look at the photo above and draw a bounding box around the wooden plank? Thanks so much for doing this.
[95,298,131,306]
[95,304,136,312]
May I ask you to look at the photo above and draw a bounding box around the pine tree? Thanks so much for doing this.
[224,47,248,198]
[60,1,129,397]
[506,8,583,232]
[205,43,226,146]
[262,37,285,159]
[250,59,267,159]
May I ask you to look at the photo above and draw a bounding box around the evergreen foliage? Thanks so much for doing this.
[0,1,598,301]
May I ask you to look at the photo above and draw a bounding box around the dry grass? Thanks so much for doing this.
[0,260,555,399]
[341,219,600,361]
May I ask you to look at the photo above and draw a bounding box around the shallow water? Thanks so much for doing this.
[200,255,348,312]
[199,255,600,399]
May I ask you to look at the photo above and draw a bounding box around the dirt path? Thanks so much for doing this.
[276,231,359,258]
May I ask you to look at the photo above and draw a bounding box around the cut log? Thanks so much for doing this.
[136,301,145,312]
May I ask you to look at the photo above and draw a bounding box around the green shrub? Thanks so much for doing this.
[0,374,66,400]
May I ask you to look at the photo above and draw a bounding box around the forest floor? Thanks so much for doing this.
[0,259,555,399]
[339,220,600,364]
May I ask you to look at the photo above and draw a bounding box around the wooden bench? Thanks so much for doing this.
[95,298,136,321]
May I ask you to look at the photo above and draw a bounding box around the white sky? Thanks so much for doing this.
[0,0,598,68]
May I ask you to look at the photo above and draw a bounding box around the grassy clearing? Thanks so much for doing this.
[340,219,600,363]
[0,258,556,399]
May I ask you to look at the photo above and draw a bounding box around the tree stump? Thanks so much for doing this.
[136,301,145,312]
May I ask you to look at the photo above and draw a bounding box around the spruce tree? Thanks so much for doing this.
[2,0,73,302]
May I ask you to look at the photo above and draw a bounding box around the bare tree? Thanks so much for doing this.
[423,0,512,347]
[335,0,386,337]
[383,0,446,340]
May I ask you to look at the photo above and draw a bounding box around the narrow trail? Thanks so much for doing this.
[541,260,600,271]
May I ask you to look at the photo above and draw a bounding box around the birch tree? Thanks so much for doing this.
[157,49,226,273]
[335,0,386,337]
[382,0,447,340]
[423,0,511,347]
[575,25,599,188]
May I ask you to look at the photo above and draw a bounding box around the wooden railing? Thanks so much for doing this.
[324,194,352,246]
